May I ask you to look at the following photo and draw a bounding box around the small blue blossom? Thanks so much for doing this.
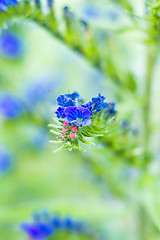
[0,146,13,176]
[65,91,80,100]
[82,101,93,115]
[57,94,76,107]
[64,106,91,126]
[0,93,23,119]
[0,31,23,59]
[91,93,106,112]
[55,107,65,119]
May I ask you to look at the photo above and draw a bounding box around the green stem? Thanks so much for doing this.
[143,47,156,151]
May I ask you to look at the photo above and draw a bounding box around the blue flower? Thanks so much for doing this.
[104,102,116,115]
[0,93,23,119]
[64,106,91,126]
[91,93,106,112]
[21,222,53,240]
[55,107,65,118]
[0,146,13,176]
[0,31,23,59]
[21,211,92,239]
[51,216,63,229]
[65,92,80,100]
[63,217,75,230]
[0,0,18,11]
[82,101,92,113]
[56,94,76,107]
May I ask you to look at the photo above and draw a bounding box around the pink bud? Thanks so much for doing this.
[70,133,76,139]
[71,126,78,132]
[64,121,69,128]
[62,128,67,134]
[62,136,65,141]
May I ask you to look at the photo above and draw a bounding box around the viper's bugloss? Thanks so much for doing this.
[50,92,116,152]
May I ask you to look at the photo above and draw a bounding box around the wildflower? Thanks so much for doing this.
[0,93,23,119]
[56,94,76,107]
[55,107,65,118]
[0,31,24,59]
[0,146,13,176]
[71,126,78,132]
[64,106,91,126]
[91,93,106,112]
[51,92,116,151]
[63,121,69,128]
[70,133,76,139]
[62,128,67,134]
[82,101,92,114]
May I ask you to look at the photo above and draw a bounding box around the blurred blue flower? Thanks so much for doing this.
[63,217,75,230]
[0,31,23,59]
[25,76,57,106]
[0,93,23,119]
[47,0,54,8]
[0,146,13,176]
[21,222,53,240]
[21,212,91,239]
[82,5,100,19]
[104,102,116,116]
[92,93,106,112]
[64,106,91,126]
[31,127,48,149]
[0,0,18,11]
[51,216,63,229]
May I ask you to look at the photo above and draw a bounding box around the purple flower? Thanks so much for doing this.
[55,107,65,118]
[64,106,91,126]
[91,93,106,112]
[56,94,76,107]
[0,146,13,176]
[0,94,23,119]
[21,222,53,240]
[0,31,23,59]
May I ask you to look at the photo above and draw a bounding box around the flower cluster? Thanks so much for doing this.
[21,211,93,240]
[50,92,116,151]
[0,0,18,11]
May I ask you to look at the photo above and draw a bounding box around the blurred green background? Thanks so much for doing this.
[1,0,160,240]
